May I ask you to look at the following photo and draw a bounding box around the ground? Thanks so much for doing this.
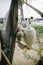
[12,42,40,65]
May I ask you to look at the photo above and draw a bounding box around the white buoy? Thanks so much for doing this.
[17,22,36,47]
[23,26,36,47]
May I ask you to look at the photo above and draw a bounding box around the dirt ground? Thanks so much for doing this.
[12,42,40,65]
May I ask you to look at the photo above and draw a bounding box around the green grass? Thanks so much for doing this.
[32,25,43,44]
[32,25,43,50]
[0,23,5,30]
[32,25,43,34]
[32,25,43,37]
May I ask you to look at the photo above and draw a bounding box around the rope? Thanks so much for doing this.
[15,41,43,58]
[1,49,12,65]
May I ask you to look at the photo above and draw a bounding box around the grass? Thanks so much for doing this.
[32,25,43,50]
[0,23,5,30]
[32,25,43,38]
[32,25,43,33]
